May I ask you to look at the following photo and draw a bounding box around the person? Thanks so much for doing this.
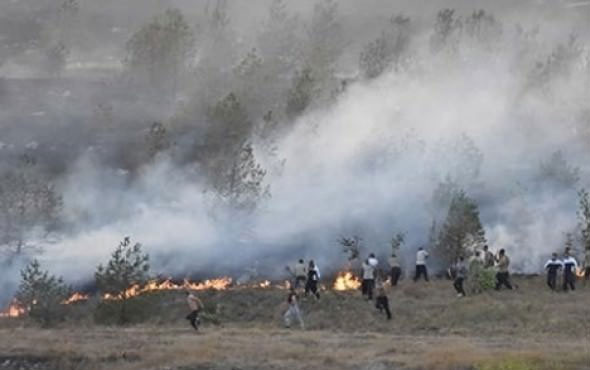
[185,291,203,331]
[562,250,578,292]
[284,288,305,329]
[304,260,321,300]
[584,246,590,283]
[414,247,429,282]
[483,245,495,269]
[544,253,563,291]
[467,250,484,294]
[388,253,402,286]
[368,253,379,268]
[495,249,513,290]
[361,258,376,300]
[375,281,392,320]
[293,259,307,289]
[454,256,467,297]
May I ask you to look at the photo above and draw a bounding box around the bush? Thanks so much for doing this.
[16,260,72,327]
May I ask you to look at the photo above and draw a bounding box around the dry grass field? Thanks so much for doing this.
[1,277,590,370]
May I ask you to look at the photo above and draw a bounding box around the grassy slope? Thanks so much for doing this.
[1,277,590,370]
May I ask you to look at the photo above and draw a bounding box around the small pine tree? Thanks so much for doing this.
[95,237,150,324]
[16,259,71,327]
[338,235,363,261]
[577,189,590,249]
[285,67,317,119]
[436,190,486,267]
[390,232,405,255]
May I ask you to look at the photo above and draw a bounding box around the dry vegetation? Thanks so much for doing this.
[1,277,590,370]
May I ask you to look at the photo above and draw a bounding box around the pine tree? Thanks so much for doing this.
[16,259,71,327]
[436,190,486,267]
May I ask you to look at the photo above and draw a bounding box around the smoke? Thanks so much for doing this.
[2,1,590,306]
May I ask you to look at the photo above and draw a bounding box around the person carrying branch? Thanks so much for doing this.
[304,260,321,300]
[495,249,513,290]
[185,291,204,331]
[293,259,307,289]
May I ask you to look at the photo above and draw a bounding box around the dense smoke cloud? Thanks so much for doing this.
[2,0,590,305]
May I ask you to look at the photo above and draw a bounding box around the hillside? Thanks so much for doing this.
[1,277,590,370]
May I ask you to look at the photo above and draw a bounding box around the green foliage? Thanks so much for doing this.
[16,259,72,327]
[390,232,405,254]
[338,235,363,261]
[470,267,496,293]
[359,14,410,79]
[95,237,150,325]
[538,151,580,188]
[0,161,62,257]
[125,8,194,92]
[578,189,590,249]
[435,190,486,267]
[286,67,317,119]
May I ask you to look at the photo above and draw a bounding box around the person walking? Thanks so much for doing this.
[414,247,429,282]
[562,250,578,292]
[375,280,392,320]
[293,259,307,289]
[388,253,402,286]
[304,260,321,300]
[284,288,305,329]
[544,253,563,291]
[495,249,513,290]
[362,258,376,300]
[453,256,467,297]
[185,291,204,331]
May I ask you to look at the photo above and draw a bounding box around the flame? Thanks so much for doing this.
[103,277,233,300]
[63,292,90,305]
[576,267,586,278]
[0,299,25,318]
[258,280,271,288]
[333,272,362,291]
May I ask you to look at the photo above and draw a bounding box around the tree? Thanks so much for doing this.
[578,189,590,250]
[430,8,462,54]
[0,159,62,259]
[125,8,194,94]
[305,0,343,79]
[435,190,486,267]
[95,237,150,324]
[359,14,411,79]
[43,41,69,77]
[145,122,170,159]
[538,151,580,189]
[285,67,317,119]
[16,259,71,327]
[463,10,502,51]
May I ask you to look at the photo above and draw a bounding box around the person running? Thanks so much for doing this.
[362,258,376,300]
[483,245,495,269]
[388,253,402,286]
[293,259,307,289]
[185,291,204,331]
[304,260,321,300]
[454,256,467,297]
[562,250,578,292]
[544,253,563,291]
[375,280,392,320]
[495,249,513,290]
[414,247,429,282]
[284,288,305,329]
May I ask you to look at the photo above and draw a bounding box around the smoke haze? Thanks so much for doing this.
[2,0,590,303]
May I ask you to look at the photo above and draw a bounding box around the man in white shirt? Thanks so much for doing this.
[414,247,429,282]
[562,250,578,292]
[362,257,376,300]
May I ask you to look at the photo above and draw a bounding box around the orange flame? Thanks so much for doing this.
[333,272,362,291]
[0,299,25,318]
[576,267,586,279]
[63,292,90,305]
[102,277,233,300]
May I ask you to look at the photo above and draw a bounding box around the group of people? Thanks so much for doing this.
[184,245,590,332]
